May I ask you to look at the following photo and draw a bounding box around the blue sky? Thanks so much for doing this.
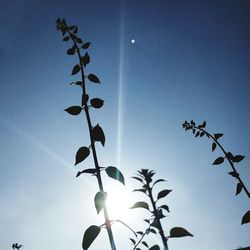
[0,0,249,250]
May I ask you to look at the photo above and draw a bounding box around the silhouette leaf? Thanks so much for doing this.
[73,25,78,34]
[88,74,100,83]
[241,210,250,225]
[149,228,156,234]
[72,64,81,75]
[63,36,69,41]
[136,231,143,235]
[212,157,224,165]
[105,166,125,185]
[94,191,107,214]
[233,155,245,163]
[92,124,105,146]
[76,168,97,177]
[129,238,136,245]
[148,245,160,250]
[81,52,90,67]
[157,189,172,200]
[152,179,166,187]
[142,241,148,247]
[236,183,242,196]
[226,152,234,161]
[130,201,149,210]
[169,227,193,238]
[82,225,101,250]
[90,98,104,109]
[82,42,91,49]
[67,47,75,55]
[214,133,223,140]
[133,188,146,194]
[65,106,82,116]
[212,142,216,152]
[132,176,144,183]
[160,205,170,213]
[76,37,83,43]
[228,171,239,178]
[75,147,90,165]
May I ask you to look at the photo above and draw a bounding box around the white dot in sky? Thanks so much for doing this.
[131,39,135,44]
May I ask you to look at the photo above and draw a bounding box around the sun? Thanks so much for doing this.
[106,184,132,221]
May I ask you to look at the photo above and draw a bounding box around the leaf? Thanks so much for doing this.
[64,106,82,116]
[82,225,101,250]
[233,155,245,163]
[73,25,78,34]
[136,231,143,235]
[133,188,146,194]
[169,227,193,238]
[71,64,81,75]
[76,168,97,177]
[241,210,250,225]
[201,120,206,128]
[228,171,239,178]
[82,42,91,49]
[75,147,90,165]
[90,98,104,109]
[235,183,242,196]
[88,73,100,83]
[212,142,216,152]
[132,176,143,183]
[148,245,160,250]
[212,157,224,165]
[226,152,234,161]
[130,201,149,210]
[152,179,166,187]
[105,166,125,185]
[160,205,170,213]
[76,37,83,43]
[81,52,90,67]
[67,47,75,55]
[149,228,156,234]
[157,189,172,200]
[94,191,107,214]
[63,36,69,41]
[129,238,136,245]
[200,131,205,137]
[82,94,89,106]
[92,124,105,146]
[214,133,223,140]
[142,241,148,247]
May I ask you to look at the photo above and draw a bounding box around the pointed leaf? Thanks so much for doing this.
[92,124,105,146]
[157,189,172,200]
[81,52,90,67]
[76,168,98,177]
[133,189,146,194]
[71,64,81,75]
[148,245,160,250]
[136,231,143,235]
[105,166,125,185]
[76,37,83,43]
[241,210,250,225]
[226,152,234,161]
[214,133,223,140]
[82,225,101,250]
[90,98,104,109]
[212,157,224,165]
[64,106,82,116]
[212,142,216,152]
[82,42,91,49]
[94,191,107,214]
[236,183,242,196]
[73,25,78,34]
[67,47,75,55]
[132,176,143,183]
[130,201,149,210]
[75,147,90,165]
[142,241,148,247]
[63,36,69,41]
[149,228,156,234]
[169,227,193,238]
[88,73,100,83]
[129,238,136,245]
[160,205,170,213]
[152,179,166,187]
[233,155,245,163]
[228,171,239,178]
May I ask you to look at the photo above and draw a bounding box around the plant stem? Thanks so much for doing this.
[68,30,116,250]
[194,125,250,200]
[147,184,169,250]
[132,226,149,250]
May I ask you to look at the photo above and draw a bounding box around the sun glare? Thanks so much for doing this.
[106,185,132,221]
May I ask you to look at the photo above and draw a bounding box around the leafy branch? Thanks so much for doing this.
[130,169,193,250]
[182,120,250,225]
[56,18,125,250]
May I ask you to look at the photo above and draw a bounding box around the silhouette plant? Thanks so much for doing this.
[55,18,126,250]
[12,243,23,250]
[130,169,193,250]
[182,120,250,225]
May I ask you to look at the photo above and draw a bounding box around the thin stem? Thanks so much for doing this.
[132,226,150,250]
[193,125,250,200]
[147,184,169,250]
[67,29,116,250]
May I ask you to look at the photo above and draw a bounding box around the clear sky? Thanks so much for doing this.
[0,0,249,250]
